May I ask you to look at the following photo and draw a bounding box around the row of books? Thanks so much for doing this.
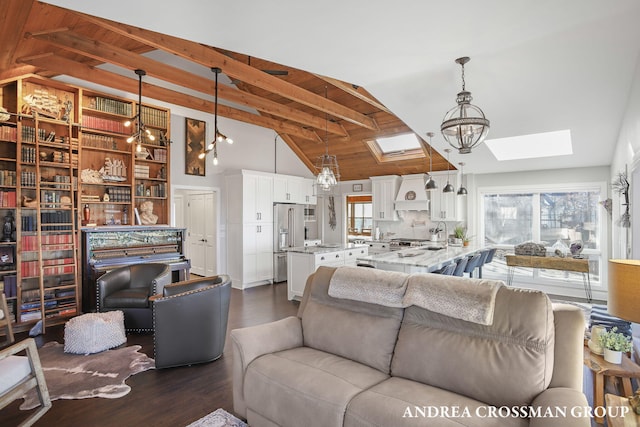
[83,133,118,150]
[21,146,36,164]
[106,186,132,202]
[0,190,16,207]
[83,115,127,134]
[20,260,75,277]
[2,275,17,297]
[140,105,168,129]
[21,126,48,143]
[135,182,167,197]
[153,148,168,162]
[134,164,150,178]
[0,125,17,142]
[21,171,36,187]
[91,96,133,117]
[22,233,73,251]
[0,169,16,186]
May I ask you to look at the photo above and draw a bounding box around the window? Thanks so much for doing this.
[480,184,605,286]
[364,133,426,163]
[347,196,372,238]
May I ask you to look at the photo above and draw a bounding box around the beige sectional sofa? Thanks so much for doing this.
[231,266,589,427]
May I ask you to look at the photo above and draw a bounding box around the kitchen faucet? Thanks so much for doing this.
[435,221,448,247]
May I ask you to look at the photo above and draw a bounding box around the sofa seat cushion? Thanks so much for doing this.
[344,377,528,427]
[245,346,389,427]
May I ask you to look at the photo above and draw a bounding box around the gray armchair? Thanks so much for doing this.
[97,263,171,332]
[150,275,231,369]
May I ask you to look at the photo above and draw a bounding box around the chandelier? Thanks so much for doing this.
[199,67,233,165]
[315,89,339,191]
[441,57,490,154]
[125,69,155,153]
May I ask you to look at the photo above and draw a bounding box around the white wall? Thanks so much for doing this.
[611,54,640,260]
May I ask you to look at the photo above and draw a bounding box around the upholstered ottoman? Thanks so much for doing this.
[64,311,126,354]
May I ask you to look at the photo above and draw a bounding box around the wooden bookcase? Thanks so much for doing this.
[0,75,171,333]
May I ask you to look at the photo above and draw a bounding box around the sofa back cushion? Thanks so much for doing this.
[299,266,405,374]
[391,285,555,407]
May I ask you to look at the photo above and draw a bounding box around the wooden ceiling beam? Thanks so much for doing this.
[17,54,321,142]
[76,13,379,131]
[315,74,393,115]
[26,30,348,137]
[0,0,36,72]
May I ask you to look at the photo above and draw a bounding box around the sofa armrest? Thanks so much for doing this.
[529,387,590,427]
[230,316,303,418]
[550,303,585,390]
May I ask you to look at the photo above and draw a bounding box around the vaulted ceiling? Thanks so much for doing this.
[0,0,450,181]
[4,1,640,180]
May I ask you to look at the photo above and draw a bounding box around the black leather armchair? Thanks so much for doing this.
[97,263,171,332]
[151,275,231,369]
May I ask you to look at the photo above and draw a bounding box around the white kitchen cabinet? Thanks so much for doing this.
[429,171,463,222]
[273,174,305,204]
[226,170,274,289]
[367,242,391,255]
[302,178,317,205]
[287,246,369,299]
[371,175,401,221]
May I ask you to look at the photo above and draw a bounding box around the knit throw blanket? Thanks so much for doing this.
[403,273,503,325]
[328,266,408,308]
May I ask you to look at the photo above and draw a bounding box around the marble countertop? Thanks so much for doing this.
[356,244,483,270]
[287,243,368,254]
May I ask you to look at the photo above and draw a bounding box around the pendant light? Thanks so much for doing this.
[199,67,233,165]
[424,131,437,190]
[442,148,454,193]
[457,162,468,196]
[315,87,340,191]
[125,69,155,153]
[441,57,490,154]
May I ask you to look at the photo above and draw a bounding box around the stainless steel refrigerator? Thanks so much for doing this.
[273,203,305,282]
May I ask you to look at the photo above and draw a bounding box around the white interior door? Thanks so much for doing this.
[187,194,206,276]
[204,192,217,276]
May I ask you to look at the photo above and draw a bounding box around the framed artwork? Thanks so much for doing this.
[185,117,206,176]
[352,183,363,192]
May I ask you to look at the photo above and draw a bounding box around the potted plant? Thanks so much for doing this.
[453,225,466,246]
[599,327,632,364]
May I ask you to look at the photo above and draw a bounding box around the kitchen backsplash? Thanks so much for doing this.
[375,211,454,240]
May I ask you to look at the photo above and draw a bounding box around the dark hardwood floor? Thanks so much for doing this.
[1,282,298,427]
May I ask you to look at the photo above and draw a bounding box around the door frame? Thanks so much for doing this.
[171,185,223,276]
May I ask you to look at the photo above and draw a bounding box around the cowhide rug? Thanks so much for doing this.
[20,341,155,410]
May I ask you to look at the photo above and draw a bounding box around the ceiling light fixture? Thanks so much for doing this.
[315,87,340,192]
[125,69,155,153]
[424,132,437,191]
[443,148,454,193]
[457,162,468,196]
[199,67,233,165]
[441,56,490,155]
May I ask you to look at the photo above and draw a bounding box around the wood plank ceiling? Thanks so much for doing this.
[0,0,451,181]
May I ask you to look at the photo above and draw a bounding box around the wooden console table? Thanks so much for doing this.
[505,255,592,301]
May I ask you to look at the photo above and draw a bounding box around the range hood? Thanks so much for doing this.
[394,174,430,211]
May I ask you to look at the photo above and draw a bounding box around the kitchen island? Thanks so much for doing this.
[287,244,368,300]
[356,244,483,274]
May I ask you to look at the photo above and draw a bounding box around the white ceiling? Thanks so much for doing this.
[43,0,640,174]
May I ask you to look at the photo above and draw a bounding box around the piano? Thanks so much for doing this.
[81,225,191,313]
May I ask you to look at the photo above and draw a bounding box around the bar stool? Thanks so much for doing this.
[433,262,455,275]
[477,248,497,278]
[464,253,483,278]
[452,257,468,277]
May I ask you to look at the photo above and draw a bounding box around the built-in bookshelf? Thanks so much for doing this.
[0,75,171,333]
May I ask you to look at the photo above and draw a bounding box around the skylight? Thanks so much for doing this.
[375,133,421,154]
[484,130,573,161]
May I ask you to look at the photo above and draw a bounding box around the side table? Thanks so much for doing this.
[605,394,640,427]
[584,346,640,424]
